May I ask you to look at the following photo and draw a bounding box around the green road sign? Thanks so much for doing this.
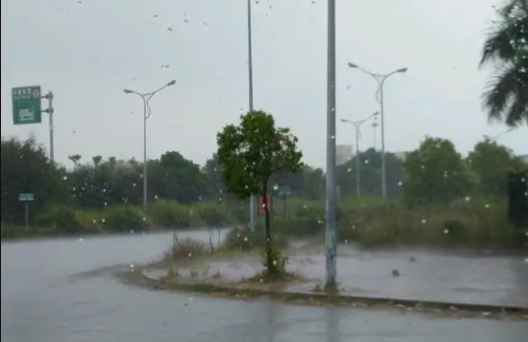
[12,86,42,125]
[18,193,35,201]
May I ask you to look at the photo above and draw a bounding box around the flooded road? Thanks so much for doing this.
[2,231,527,342]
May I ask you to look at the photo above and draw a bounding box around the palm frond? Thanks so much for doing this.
[480,0,528,68]
[480,0,528,127]
[482,62,528,126]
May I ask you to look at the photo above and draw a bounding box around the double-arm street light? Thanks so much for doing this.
[341,111,379,197]
[123,80,176,210]
[347,62,407,199]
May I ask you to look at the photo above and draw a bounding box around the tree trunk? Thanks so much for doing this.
[263,182,274,275]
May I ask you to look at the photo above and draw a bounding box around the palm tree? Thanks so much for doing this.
[479,0,528,127]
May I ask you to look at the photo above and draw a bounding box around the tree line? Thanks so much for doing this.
[1,134,525,227]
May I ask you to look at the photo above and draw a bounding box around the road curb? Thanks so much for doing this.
[141,270,527,315]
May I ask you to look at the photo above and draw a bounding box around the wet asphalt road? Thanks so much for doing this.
[2,231,527,342]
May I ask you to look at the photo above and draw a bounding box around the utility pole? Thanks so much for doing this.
[325,0,337,290]
[247,0,258,232]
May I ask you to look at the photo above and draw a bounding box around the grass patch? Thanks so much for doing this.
[220,226,289,252]
[161,235,211,266]
[240,269,301,284]
[264,196,526,250]
[4,195,525,251]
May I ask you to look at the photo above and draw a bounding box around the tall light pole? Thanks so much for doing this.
[347,62,407,199]
[325,0,337,289]
[247,0,258,232]
[124,80,176,210]
[340,111,379,197]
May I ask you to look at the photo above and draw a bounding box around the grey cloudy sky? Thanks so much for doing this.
[1,0,526,168]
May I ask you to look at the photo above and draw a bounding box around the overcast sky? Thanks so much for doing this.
[1,0,526,169]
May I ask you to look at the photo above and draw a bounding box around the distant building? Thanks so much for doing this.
[336,145,353,165]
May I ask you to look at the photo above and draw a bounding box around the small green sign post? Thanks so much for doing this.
[18,193,35,229]
[12,86,42,125]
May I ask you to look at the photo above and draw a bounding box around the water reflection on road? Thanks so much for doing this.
[2,230,527,342]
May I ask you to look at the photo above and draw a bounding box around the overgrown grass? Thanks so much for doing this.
[270,196,525,250]
[19,200,244,236]
[3,196,526,250]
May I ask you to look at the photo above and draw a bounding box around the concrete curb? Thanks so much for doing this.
[141,270,527,316]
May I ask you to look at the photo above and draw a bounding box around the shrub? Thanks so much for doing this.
[273,216,324,237]
[221,226,288,252]
[334,199,519,249]
[147,200,190,228]
[442,219,467,243]
[1,223,23,239]
[162,236,209,265]
[260,245,288,278]
[227,201,249,224]
[35,206,83,234]
[103,205,148,232]
[194,202,232,227]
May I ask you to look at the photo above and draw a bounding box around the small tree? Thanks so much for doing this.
[216,110,303,277]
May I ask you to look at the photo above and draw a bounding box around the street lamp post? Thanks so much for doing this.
[347,62,407,199]
[341,112,379,197]
[325,0,337,290]
[247,0,258,232]
[123,80,176,210]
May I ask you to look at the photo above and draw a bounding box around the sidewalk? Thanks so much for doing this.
[143,244,528,313]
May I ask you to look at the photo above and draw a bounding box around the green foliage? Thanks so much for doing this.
[193,202,231,227]
[147,200,191,228]
[336,148,404,199]
[216,110,303,277]
[103,205,147,232]
[35,206,82,234]
[216,110,303,198]
[221,226,289,252]
[260,245,288,278]
[1,132,525,251]
[272,197,522,249]
[163,237,209,265]
[1,223,25,239]
[403,137,470,205]
[148,151,209,204]
[467,139,525,197]
[479,0,528,127]
[1,137,68,225]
